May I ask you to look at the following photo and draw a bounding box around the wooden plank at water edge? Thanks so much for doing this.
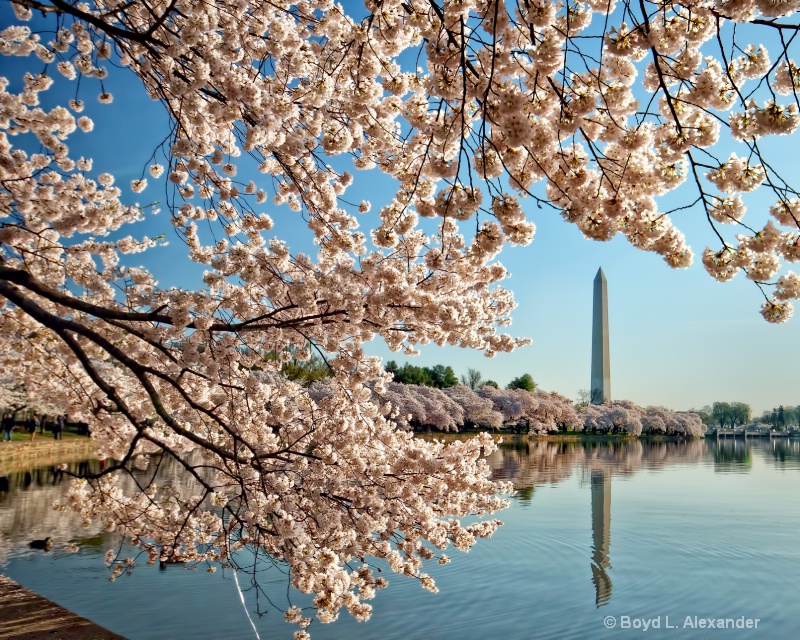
[0,575,126,640]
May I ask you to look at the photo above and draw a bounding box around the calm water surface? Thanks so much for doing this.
[1,437,798,639]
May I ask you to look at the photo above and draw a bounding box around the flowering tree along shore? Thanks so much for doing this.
[0,0,799,634]
[357,379,704,436]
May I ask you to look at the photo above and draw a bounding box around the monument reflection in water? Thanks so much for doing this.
[590,469,612,607]
[487,436,765,611]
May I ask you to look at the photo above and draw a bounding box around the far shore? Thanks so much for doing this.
[419,429,705,442]
[527,432,700,442]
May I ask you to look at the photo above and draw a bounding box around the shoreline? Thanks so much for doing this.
[444,429,704,442]
[0,438,99,476]
[0,574,125,640]
[419,430,706,443]
[526,433,699,442]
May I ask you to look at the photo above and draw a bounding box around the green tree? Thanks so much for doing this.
[281,354,332,387]
[426,365,459,389]
[712,402,732,429]
[755,411,772,425]
[729,402,751,427]
[507,374,536,392]
[483,380,499,389]
[395,363,433,386]
[385,362,458,388]
[263,347,332,386]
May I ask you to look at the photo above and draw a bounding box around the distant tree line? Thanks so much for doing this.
[307,378,705,438]
[270,355,539,395]
[385,361,459,388]
[387,363,534,392]
[756,405,800,429]
[709,402,752,429]
[686,401,800,431]
[266,357,704,438]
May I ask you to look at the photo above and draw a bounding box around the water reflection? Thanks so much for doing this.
[486,436,800,491]
[713,439,753,471]
[766,438,800,466]
[486,438,710,491]
[1,437,798,631]
[485,437,800,610]
[0,454,208,567]
[590,469,612,607]
[0,460,109,566]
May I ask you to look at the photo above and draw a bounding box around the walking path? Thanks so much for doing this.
[0,438,99,475]
[0,574,125,639]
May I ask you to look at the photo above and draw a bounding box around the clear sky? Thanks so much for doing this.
[366,211,800,417]
[3,5,799,418]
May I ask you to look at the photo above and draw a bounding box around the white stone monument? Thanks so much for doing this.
[591,268,611,404]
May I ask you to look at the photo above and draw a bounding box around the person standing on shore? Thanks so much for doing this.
[26,414,39,442]
[1,413,14,442]
[53,415,65,440]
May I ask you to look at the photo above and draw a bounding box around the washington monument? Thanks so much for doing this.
[591,268,611,404]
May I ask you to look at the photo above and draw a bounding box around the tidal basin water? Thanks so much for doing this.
[1,437,798,639]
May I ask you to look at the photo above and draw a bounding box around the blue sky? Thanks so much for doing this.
[367,203,800,416]
[3,5,799,417]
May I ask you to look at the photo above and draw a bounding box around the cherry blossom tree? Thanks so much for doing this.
[378,380,430,429]
[609,399,646,436]
[0,376,28,412]
[0,0,794,634]
[639,405,707,436]
[474,385,575,434]
[444,384,504,429]
[641,406,670,434]
[578,403,608,434]
[579,402,705,436]
[527,390,582,434]
[0,374,62,415]
[375,381,464,430]
[479,385,539,429]
[479,386,577,434]
[578,401,642,433]
[664,411,707,437]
